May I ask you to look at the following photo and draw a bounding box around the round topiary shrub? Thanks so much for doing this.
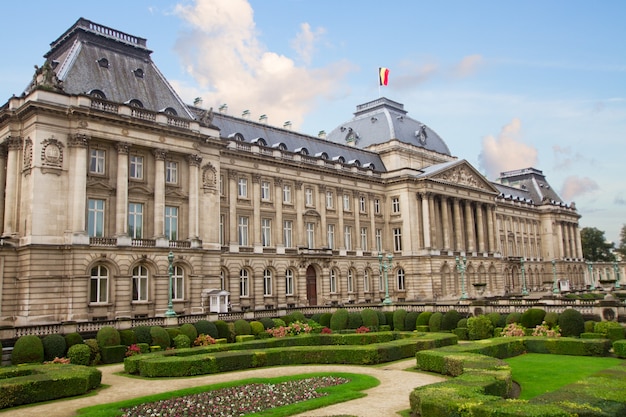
[584,320,597,333]
[150,326,171,349]
[486,312,504,328]
[84,339,101,365]
[376,310,387,326]
[310,313,323,324]
[215,320,231,340]
[361,308,379,330]
[467,315,494,340]
[330,308,349,331]
[505,312,522,325]
[272,318,286,328]
[543,312,559,329]
[42,334,67,362]
[234,319,252,336]
[558,308,585,337]
[96,326,121,348]
[179,323,198,341]
[166,328,180,345]
[11,335,44,365]
[195,320,219,338]
[250,321,265,336]
[594,321,623,337]
[392,309,407,331]
[259,317,276,330]
[64,332,83,349]
[67,343,91,366]
[520,308,546,329]
[384,311,395,330]
[173,334,191,349]
[119,329,137,346]
[319,313,333,328]
[285,311,306,325]
[441,310,462,331]
[347,312,363,329]
[457,318,468,329]
[428,312,443,332]
[416,311,433,327]
[404,311,419,331]
[133,325,152,344]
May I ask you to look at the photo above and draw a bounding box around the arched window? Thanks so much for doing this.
[347,269,354,293]
[90,265,109,303]
[240,269,249,297]
[89,89,106,99]
[127,99,144,108]
[330,269,337,293]
[220,269,226,291]
[363,269,370,292]
[263,269,272,296]
[397,268,406,291]
[172,265,184,300]
[285,269,294,295]
[97,58,109,68]
[162,107,177,116]
[132,265,149,301]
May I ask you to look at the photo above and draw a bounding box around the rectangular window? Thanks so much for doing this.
[326,191,334,209]
[90,265,108,303]
[129,155,144,180]
[219,214,225,246]
[238,216,249,246]
[238,178,248,198]
[327,224,335,250]
[240,270,249,297]
[283,220,293,248]
[305,188,314,206]
[393,227,402,252]
[263,270,272,296]
[261,218,272,247]
[128,202,143,238]
[375,228,382,252]
[132,266,148,301]
[344,226,352,250]
[165,161,178,184]
[283,184,292,203]
[89,149,105,174]
[347,270,354,293]
[173,266,184,300]
[261,181,271,201]
[364,270,370,292]
[359,196,367,212]
[219,175,224,196]
[165,206,178,240]
[343,194,351,211]
[87,199,105,237]
[306,222,315,249]
[392,197,400,213]
[374,199,381,214]
[285,270,294,296]
[330,270,337,293]
[360,227,368,251]
[397,269,406,291]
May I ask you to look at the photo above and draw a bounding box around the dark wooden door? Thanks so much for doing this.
[306,265,317,305]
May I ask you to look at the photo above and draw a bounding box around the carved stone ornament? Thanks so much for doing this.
[41,137,64,168]
[202,163,217,189]
[436,166,484,189]
[23,138,33,169]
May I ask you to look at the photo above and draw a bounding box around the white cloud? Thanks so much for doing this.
[452,54,484,78]
[478,118,538,178]
[171,0,351,129]
[290,23,326,65]
[560,176,600,202]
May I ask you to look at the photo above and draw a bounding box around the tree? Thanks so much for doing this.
[616,224,626,259]
[581,227,616,261]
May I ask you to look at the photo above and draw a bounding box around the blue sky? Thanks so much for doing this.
[1,0,625,244]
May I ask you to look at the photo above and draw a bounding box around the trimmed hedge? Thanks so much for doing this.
[361,308,379,330]
[441,309,461,331]
[614,340,626,358]
[558,308,585,337]
[179,323,198,341]
[195,320,219,338]
[42,334,66,362]
[150,326,171,349]
[67,343,91,366]
[416,311,432,327]
[100,345,127,364]
[96,326,121,348]
[11,335,44,365]
[428,312,443,332]
[393,309,407,331]
[330,308,349,331]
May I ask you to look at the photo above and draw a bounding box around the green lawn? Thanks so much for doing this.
[504,353,622,399]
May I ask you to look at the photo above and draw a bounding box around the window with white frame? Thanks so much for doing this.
[165,161,178,184]
[374,198,381,214]
[347,269,354,293]
[393,227,402,252]
[397,268,406,291]
[261,180,271,201]
[90,265,108,303]
[89,149,105,174]
[172,265,184,300]
[283,184,292,203]
[378,269,384,292]
[330,269,337,293]
[219,214,225,246]
[261,218,272,247]
[343,194,351,211]
[360,227,368,251]
[392,197,400,213]
[306,222,315,249]
[164,206,178,240]
[285,269,294,295]
[238,177,248,198]
[326,191,334,209]
[359,196,367,212]
[238,216,249,246]
[327,224,335,249]
[220,269,225,291]
[344,225,352,250]
[129,155,144,180]
[305,187,314,206]
[283,220,293,248]
[263,269,272,296]
[375,228,382,252]
[87,199,105,237]
[240,269,249,297]
[128,202,143,238]
[132,265,149,301]
[364,269,370,292]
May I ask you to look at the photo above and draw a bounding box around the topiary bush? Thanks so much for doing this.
[64,332,83,349]
[330,308,349,331]
[310,313,322,324]
[133,325,152,344]
[67,343,91,366]
[42,334,67,362]
[166,328,181,344]
[393,309,407,331]
[457,318,468,329]
[215,320,231,340]
[487,312,505,328]
[467,315,494,340]
[384,311,395,330]
[441,310,461,331]
[376,310,387,326]
[259,317,276,329]
[594,321,624,341]
[416,311,432,327]
[11,335,44,365]
[150,326,171,349]
[428,312,443,332]
[319,313,332,328]
[347,312,363,329]
[505,312,522,325]
[404,311,419,331]
[179,323,198,341]
[584,320,597,333]
[543,311,559,329]
[558,308,585,337]
[234,319,252,336]
[520,308,546,329]
[272,318,286,328]
[84,339,101,365]
[195,320,219,338]
[119,329,137,346]
[173,334,191,349]
[286,311,306,325]
[361,308,380,330]
[96,326,121,349]
[250,321,265,336]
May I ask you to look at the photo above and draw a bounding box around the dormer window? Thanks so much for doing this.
[228,132,245,141]
[251,137,267,146]
[97,58,109,68]
[127,99,144,108]
[162,107,177,116]
[315,152,329,160]
[89,89,106,99]
[272,142,287,151]
[295,147,309,155]
[133,68,144,78]
[332,156,345,163]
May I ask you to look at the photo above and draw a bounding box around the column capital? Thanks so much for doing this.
[318,184,327,192]
[68,133,90,148]
[115,142,131,154]
[273,177,283,186]
[6,136,23,150]
[252,173,261,183]
[228,169,239,179]
[295,180,303,190]
[186,154,202,167]
[152,148,168,160]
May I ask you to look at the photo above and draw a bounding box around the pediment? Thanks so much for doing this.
[429,161,499,193]
[128,183,153,196]
[165,187,188,199]
[86,178,115,194]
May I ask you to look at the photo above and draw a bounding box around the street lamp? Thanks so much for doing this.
[520,258,529,296]
[165,251,177,317]
[614,262,621,289]
[378,253,393,305]
[551,259,560,294]
[586,261,595,291]
[455,256,468,300]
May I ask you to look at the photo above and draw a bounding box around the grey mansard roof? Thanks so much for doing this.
[494,168,568,206]
[326,97,451,155]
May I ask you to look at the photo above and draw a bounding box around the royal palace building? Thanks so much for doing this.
[0,19,589,325]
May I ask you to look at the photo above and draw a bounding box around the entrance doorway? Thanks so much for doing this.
[306,265,317,306]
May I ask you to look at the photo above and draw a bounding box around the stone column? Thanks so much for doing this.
[453,198,463,251]
[488,205,497,253]
[337,188,345,249]
[318,185,327,247]
[441,197,451,250]
[115,142,130,237]
[476,202,485,253]
[253,174,262,250]
[3,136,22,236]
[187,154,202,239]
[228,169,238,246]
[420,193,431,248]
[575,225,583,259]
[556,221,564,259]
[67,134,89,236]
[152,149,167,238]
[369,193,377,251]
[0,146,7,232]
[428,194,437,248]
[295,181,304,247]
[353,191,361,249]
[274,178,283,247]
[464,200,475,252]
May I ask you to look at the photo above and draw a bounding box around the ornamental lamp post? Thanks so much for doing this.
[614,262,621,289]
[521,258,529,296]
[378,253,393,305]
[165,251,177,317]
[551,259,560,294]
[455,256,469,300]
[587,261,595,291]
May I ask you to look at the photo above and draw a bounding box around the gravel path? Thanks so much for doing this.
[0,359,445,417]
